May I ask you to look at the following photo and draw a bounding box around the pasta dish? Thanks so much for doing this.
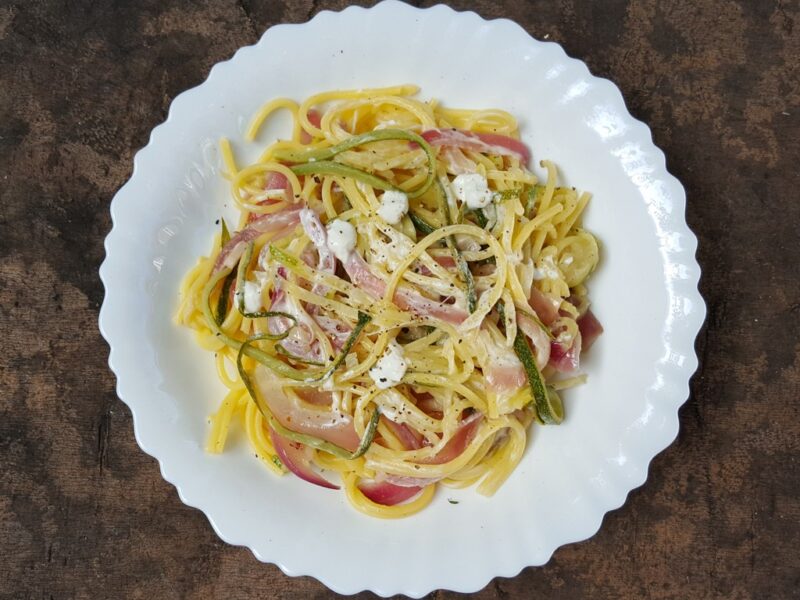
[176,85,602,518]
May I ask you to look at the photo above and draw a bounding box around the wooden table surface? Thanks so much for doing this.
[2,1,799,598]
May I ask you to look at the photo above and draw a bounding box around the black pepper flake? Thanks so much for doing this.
[215,219,220,225]
[379,378,387,383]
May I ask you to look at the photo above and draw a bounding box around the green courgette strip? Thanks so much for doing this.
[275,343,325,367]
[272,129,437,199]
[215,220,236,326]
[273,129,421,162]
[268,244,300,268]
[235,242,298,321]
[216,270,237,325]
[450,241,477,314]
[405,204,477,314]
[270,405,380,460]
[526,184,545,216]
[493,188,523,202]
[236,336,381,459]
[309,310,372,381]
[202,268,247,348]
[408,210,437,235]
[465,189,519,230]
[472,208,489,229]
[202,268,311,382]
[469,188,521,233]
[291,161,400,193]
[497,301,563,425]
[203,271,325,381]
[242,311,372,383]
[435,179,478,314]
[517,306,556,340]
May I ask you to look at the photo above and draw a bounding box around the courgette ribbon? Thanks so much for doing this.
[407,207,477,315]
[408,210,436,235]
[435,179,478,314]
[275,343,325,366]
[235,242,298,321]
[473,208,489,229]
[203,236,379,459]
[467,189,521,230]
[215,220,237,325]
[272,129,437,199]
[220,219,231,246]
[236,333,380,459]
[202,243,372,383]
[526,184,545,216]
[518,307,556,340]
[497,301,563,425]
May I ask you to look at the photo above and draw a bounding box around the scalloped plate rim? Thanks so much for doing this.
[98,1,705,596]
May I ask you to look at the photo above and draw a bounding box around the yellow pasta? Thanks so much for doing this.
[176,86,602,518]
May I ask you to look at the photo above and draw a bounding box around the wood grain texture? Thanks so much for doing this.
[1,1,798,598]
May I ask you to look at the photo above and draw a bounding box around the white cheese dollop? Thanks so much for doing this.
[532,255,560,280]
[242,281,262,314]
[376,190,409,224]
[369,343,408,390]
[326,219,356,262]
[452,173,493,209]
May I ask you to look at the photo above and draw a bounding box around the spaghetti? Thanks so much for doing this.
[176,85,603,518]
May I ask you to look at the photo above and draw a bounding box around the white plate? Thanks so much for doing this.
[99,1,705,596]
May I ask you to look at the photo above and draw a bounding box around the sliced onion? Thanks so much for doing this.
[417,255,458,277]
[245,172,293,224]
[381,417,424,450]
[484,362,527,394]
[312,314,352,349]
[383,474,443,488]
[267,285,323,363]
[528,285,560,326]
[411,391,442,420]
[299,109,322,144]
[254,366,360,451]
[269,427,339,489]
[344,252,467,325]
[549,332,582,373]
[358,480,423,506]
[419,412,483,465]
[295,387,336,406]
[577,309,603,351]
[441,146,478,174]
[214,206,302,274]
[299,208,335,303]
[517,312,551,370]
[420,128,531,165]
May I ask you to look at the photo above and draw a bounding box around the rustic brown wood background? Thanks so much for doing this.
[2,0,798,598]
